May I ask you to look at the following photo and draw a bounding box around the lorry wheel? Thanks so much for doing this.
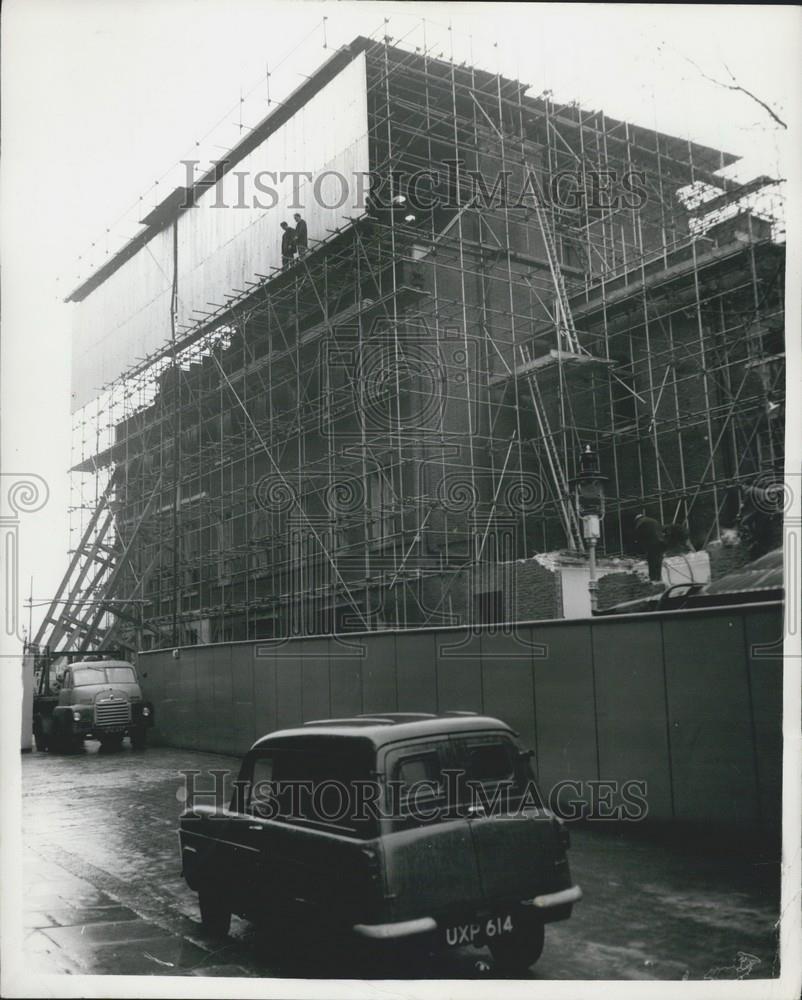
[199,890,231,938]
[99,734,123,752]
[488,916,545,975]
[131,726,147,750]
[53,734,83,754]
[33,719,50,752]
[49,732,74,754]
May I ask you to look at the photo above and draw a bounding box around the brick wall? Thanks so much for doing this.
[509,558,563,620]
[598,571,663,611]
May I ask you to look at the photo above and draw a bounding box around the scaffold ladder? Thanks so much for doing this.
[519,166,584,548]
[527,166,581,356]
[519,344,584,551]
[31,470,164,657]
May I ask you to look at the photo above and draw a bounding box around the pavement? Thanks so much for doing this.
[19,740,781,981]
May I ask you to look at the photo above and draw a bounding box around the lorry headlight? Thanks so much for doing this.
[142,706,150,717]
[73,710,81,722]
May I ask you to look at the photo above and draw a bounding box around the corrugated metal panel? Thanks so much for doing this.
[210,645,234,754]
[744,611,783,835]
[329,650,363,718]
[532,623,598,809]
[663,614,757,827]
[252,647,277,744]
[592,619,673,821]
[436,630,482,712]
[361,633,397,714]
[275,657,302,731]
[172,651,196,747]
[300,638,331,722]
[395,633,437,712]
[479,631,536,755]
[231,652,255,756]
[193,648,217,750]
[140,603,782,836]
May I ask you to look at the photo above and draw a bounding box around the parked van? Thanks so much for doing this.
[179,713,581,973]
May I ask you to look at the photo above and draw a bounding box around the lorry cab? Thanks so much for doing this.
[34,657,153,752]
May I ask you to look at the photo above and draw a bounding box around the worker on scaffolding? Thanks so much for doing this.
[737,481,784,559]
[634,513,668,582]
[293,213,308,258]
[280,221,296,268]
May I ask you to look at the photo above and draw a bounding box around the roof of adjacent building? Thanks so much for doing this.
[704,546,783,595]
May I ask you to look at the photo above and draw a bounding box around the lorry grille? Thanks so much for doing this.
[94,699,131,727]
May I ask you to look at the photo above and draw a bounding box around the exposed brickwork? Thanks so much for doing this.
[597,571,663,611]
[706,534,752,581]
[509,558,562,621]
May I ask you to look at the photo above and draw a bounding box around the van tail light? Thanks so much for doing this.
[360,845,384,899]
[553,817,570,850]
[361,846,380,873]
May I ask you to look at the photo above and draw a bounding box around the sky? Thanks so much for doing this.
[1,0,800,644]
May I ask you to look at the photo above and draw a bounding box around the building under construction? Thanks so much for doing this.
[36,34,785,655]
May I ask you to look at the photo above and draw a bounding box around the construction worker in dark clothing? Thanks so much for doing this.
[280,221,296,268]
[293,213,308,258]
[634,513,667,582]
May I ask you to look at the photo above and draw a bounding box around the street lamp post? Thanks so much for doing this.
[575,445,607,614]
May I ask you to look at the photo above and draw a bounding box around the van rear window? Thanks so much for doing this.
[465,742,516,783]
[247,743,376,837]
[452,736,542,808]
[397,753,441,791]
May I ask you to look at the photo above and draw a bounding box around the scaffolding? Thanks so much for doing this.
[60,32,785,650]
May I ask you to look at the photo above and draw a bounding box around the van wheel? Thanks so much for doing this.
[199,890,231,938]
[394,936,433,976]
[131,726,147,750]
[357,936,432,978]
[489,916,544,975]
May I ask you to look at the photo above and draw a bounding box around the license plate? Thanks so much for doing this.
[100,726,125,734]
[444,913,514,947]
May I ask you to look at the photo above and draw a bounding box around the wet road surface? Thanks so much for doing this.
[21,741,780,980]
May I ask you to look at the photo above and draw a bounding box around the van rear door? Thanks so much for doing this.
[247,740,383,924]
[379,738,483,922]
[450,733,561,905]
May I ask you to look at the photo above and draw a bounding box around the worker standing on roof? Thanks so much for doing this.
[634,513,668,582]
[280,221,296,268]
[293,213,308,258]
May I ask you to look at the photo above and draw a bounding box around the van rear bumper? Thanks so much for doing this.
[523,885,583,909]
[353,916,437,940]
[353,886,582,939]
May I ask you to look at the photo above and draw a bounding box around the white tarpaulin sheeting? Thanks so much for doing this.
[70,51,369,412]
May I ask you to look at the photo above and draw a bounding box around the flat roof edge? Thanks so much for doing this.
[64,38,370,305]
